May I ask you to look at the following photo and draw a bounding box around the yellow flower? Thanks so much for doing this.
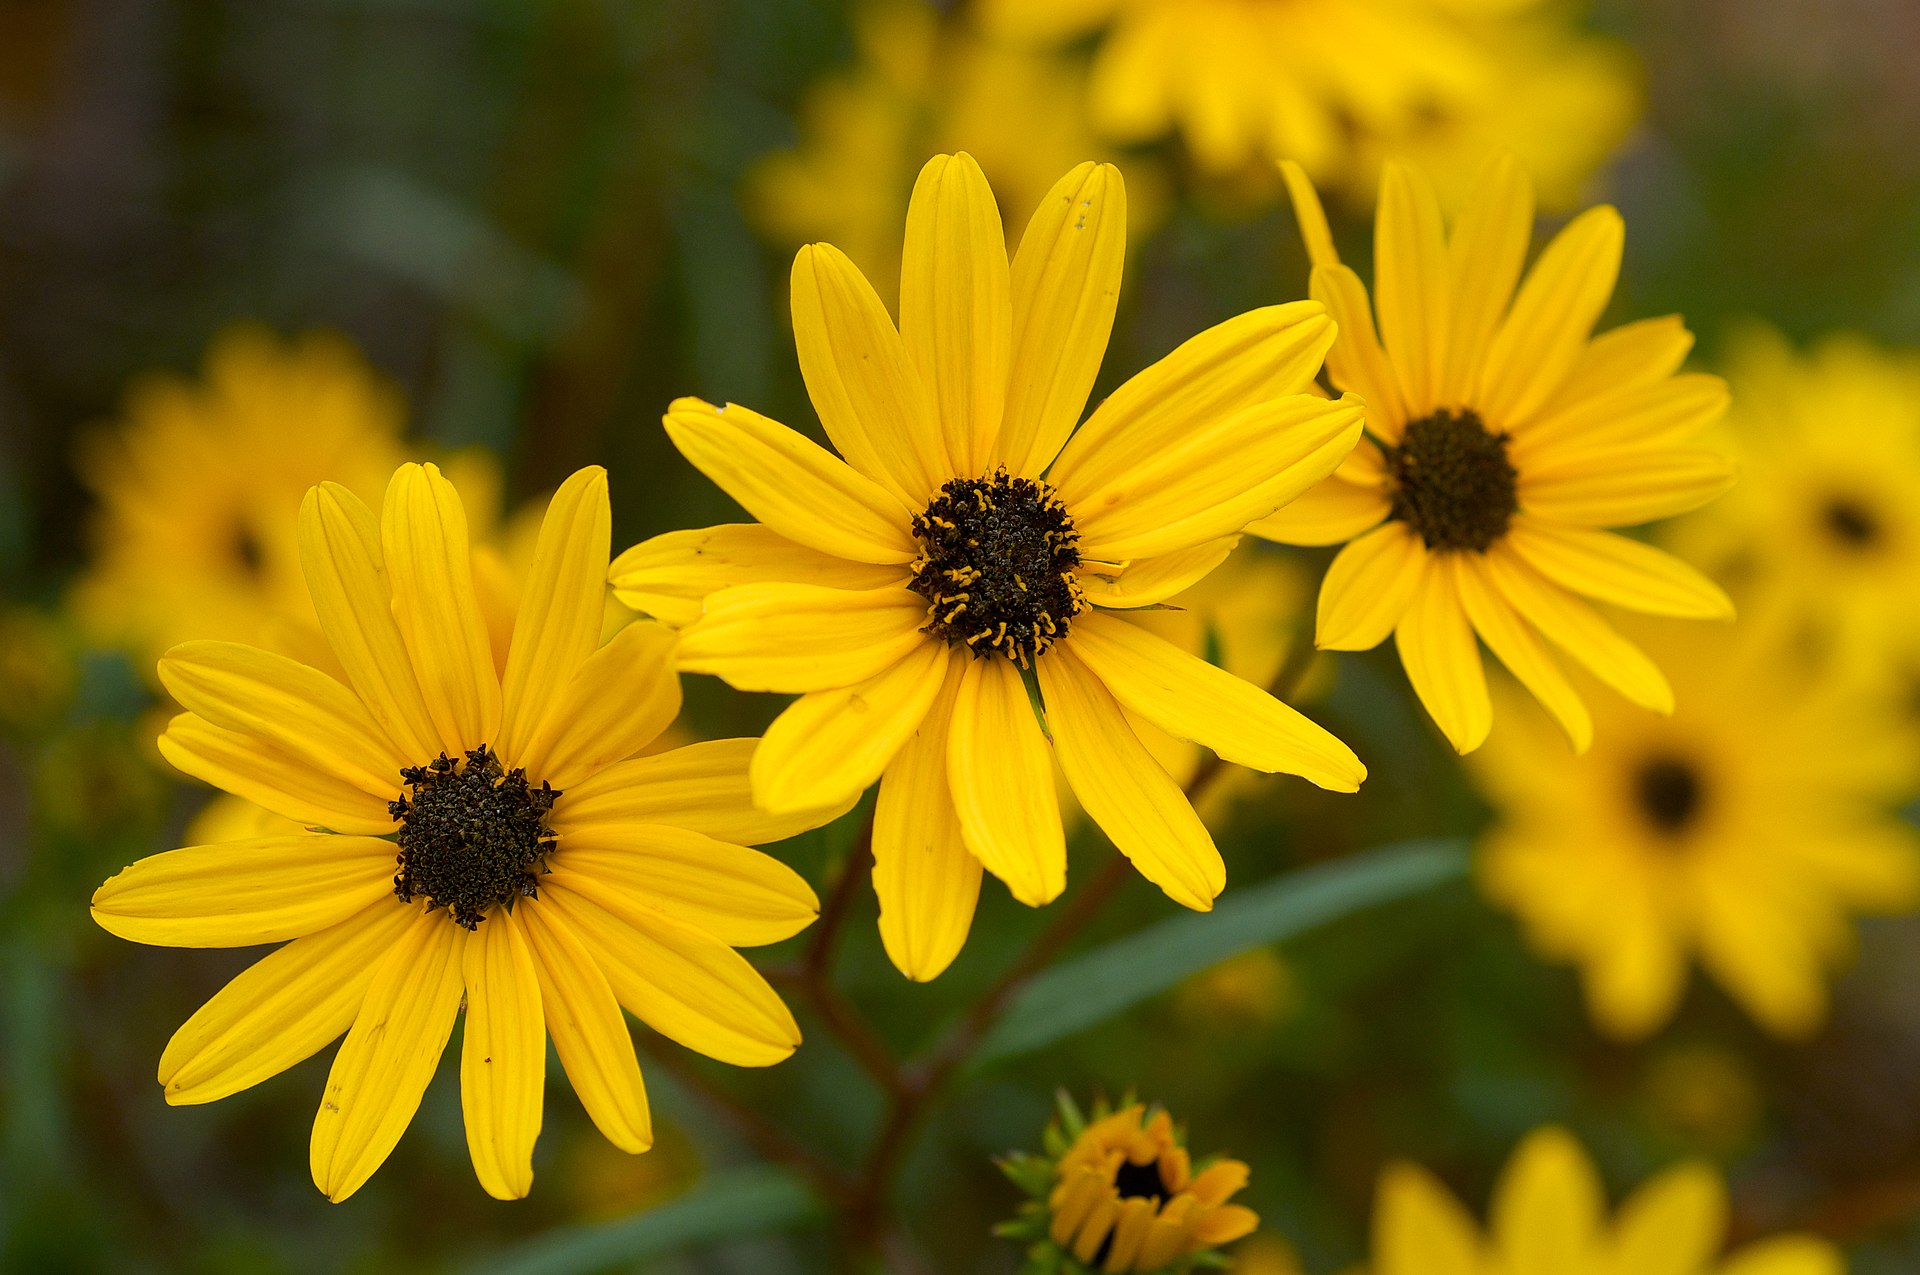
[614,154,1367,981]
[1472,618,1920,1039]
[71,326,408,667]
[1254,158,1737,754]
[91,463,841,1202]
[1671,328,1920,679]
[974,0,1640,207]
[1371,1126,1843,1275]
[1047,1105,1259,1273]
[746,0,1161,294]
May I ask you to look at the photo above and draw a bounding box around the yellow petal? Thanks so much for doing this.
[752,639,950,813]
[92,834,396,948]
[1069,394,1366,561]
[1483,544,1673,713]
[948,655,1066,906]
[298,482,439,762]
[1520,447,1738,527]
[1372,1163,1483,1275]
[1477,206,1625,429]
[158,642,407,802]
[1069,611,1365,791]
[874,665,982,981]
[1312,263,1409,439]
[159,899,414,1106]
[900,152,1011,476]
[1246,473,1391,547]
[1453,554,1592,753]
[158,713,394,835]
[540,882,800,1068]
[1317,520,1430,651]
[1505,517,1734,619]
[1718,1237,1847,1275]
[547,738,858,847]
[1394,561,1491,754]
[1611,1162,1727,1275]
[548,823,819,948]
[1373,161,1451,417]
[1076,537,1240,609]
[1038,647,1223,911]
[1693,876,1828,1038]
[519,901,652,1153]
[1190,1203,1258,1247]
[677,584,931,694]
[1439,154,1534,409]
[515,621,681,789]
[996,161,1127,477]
[310,908,466,1202]
[1512,373,1729,464]
[381,462,501,756]
[461,905,545,1201]
[792,242,946,503]
[1280,159,1339,269]
[1491,1127,1605,1274]
[1102,1197,1157,1272]
[1545,314,1696,411]
[496,466,612,764]
[609,523,903,628]
[1584,880,1689,1041]
[1048,301,1336,495]
[662,397,916,565]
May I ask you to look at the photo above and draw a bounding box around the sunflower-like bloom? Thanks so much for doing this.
[1673,328,1920,679]
[614,154,1367,981]
[1254,158,1737,754]
[1472,616,1920,1040]
[1000,1098,1258,1274]
[91,463,838,1202]
[1373,1126,1842,1275]
[973,0,1640,206]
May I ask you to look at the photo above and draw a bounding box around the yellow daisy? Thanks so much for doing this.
[1672,327,1920,679]
[974,0,1639,206]
[613,154,1367,981]
[91,462,842,1202]
[1254,157,1737,754]
[1472,617,1920,1040]
[71,326,407,666]
[1373,1126,1844,1275]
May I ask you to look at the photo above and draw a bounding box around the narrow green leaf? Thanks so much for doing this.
[466,1167,821,1275]
[970,839,1468,1067]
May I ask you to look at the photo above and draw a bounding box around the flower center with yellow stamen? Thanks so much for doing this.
[1385,408,1519,552]
[909,469,1086,667]
[1634,755,1705,837]
[389,745,559,929]
[1820,496,1882,551]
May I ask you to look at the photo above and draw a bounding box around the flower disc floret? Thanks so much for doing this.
[909,469,1086,666]
[1384,408,1518,552]
[1633,754,1704,837]
[390,745,559,929]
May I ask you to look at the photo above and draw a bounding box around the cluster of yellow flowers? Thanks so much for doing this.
[57,4,1920,1271]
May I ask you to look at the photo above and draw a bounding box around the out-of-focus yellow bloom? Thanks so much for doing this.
[1258,158,1736,755]
[1372,1126,1843,1275]
[1673,328,1920,680]
[1174,947,1299,1030]
[1472,617,1920,1040]
[0,608,77,735]
[975,0,1639,209]
[746,0,1163,293]
[1231,1235,1307,1275]
[71,327,407,668]
[1642,1043,1765,1156]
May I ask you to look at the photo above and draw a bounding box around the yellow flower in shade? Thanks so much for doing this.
[91,462,840,1202]
[1472,617,1920,1040]
[613,154,1367,981]
[71,326,407,666]
[1371,1126,1843,1275]
[973,0,1640,207]
[746,0,1162,294]
[1253,158,1737,754]
[1671,328,1920,679]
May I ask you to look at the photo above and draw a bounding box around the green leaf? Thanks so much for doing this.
[466,1167,821,1275]
[969,839,1468,1067]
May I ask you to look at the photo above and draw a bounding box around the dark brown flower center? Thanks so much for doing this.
[1820,496,1882,551]
[390,746,559,928]
[909,470,1085,667]
[1634,755,1705,837]
[1112,1157,1171,1204]
[1385,408,1519,552]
